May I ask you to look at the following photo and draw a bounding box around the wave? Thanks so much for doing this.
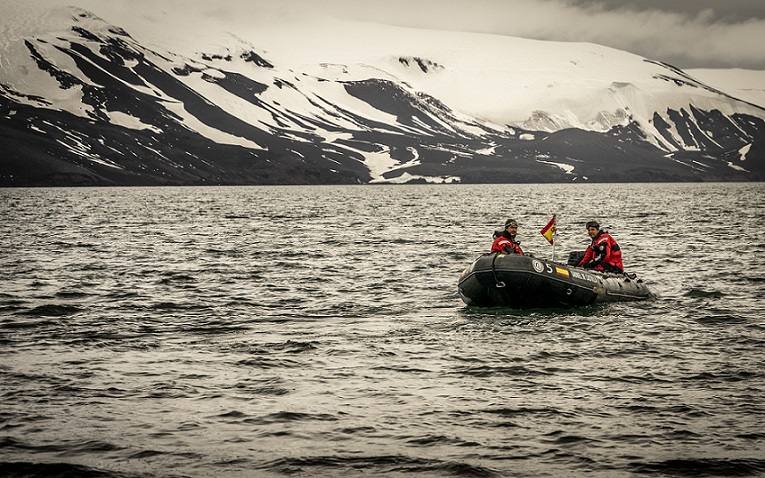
[0,461,133,478]
[541,430,598,445]
[54,291,91,298]
[258,454,500,477]
[683,370,758,383]
[684,288,724,298]
[405,434,481,447]
[452,365,552,377]
[693,314,749,325]
[157,273,197,284]
[236,357,303,369]
[371,365,433,373]
[242,411,340,425]
[480,406,573,418]
[145,302,217,314]
[1,319,59,329]
[18,304,82,317]
[630,458,765,476]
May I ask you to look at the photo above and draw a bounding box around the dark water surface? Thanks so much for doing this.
[1,183,764,478]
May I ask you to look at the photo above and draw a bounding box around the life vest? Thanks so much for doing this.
[491,231,524,255]
[578,231,623,273]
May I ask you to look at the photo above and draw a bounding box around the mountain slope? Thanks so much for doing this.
[686,69,765,109]
[1,3,763,185]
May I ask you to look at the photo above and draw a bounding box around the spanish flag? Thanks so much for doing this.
[540,214,556,245]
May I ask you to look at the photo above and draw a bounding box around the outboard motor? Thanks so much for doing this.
[567,250,585,266]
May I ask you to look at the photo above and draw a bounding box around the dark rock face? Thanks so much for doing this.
[240,50,274,68]
[398,56,444,73]
[201,53,231,62]
[24,41,81,90]
[1,22,764,186]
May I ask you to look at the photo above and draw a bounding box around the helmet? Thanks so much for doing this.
[504,219,518,228]
[585,220,600,229]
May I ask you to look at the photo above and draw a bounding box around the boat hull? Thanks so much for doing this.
[458,253,651,308]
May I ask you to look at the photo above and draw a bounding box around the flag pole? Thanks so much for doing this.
[551,221,556,263]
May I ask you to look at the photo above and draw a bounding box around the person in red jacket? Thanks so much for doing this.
[577,220,623,273]
[491,219,524,255]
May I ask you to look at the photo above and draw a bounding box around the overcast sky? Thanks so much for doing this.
[301,0,765,69]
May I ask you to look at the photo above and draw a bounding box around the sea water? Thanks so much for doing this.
[1,183,764,477]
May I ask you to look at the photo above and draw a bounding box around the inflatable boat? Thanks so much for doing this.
[457,253,652,308]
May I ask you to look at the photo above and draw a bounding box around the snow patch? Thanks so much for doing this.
[139,143,169,160]
[536,159,575,174]
[53,134,122,169]
[475,144,497,155]
[664,155,706,172]
[106,110,162,134]
[375,172,460,184]
[519,133,535,141]
[321,131,353,143]
[391,146,422,170]
[354,145,398,181]
[727,161,749,172]
[430,145,472,157]
[738,143,751,161]
[202,68,226,79]
[406,146,420,163]
[282,132,311,143]
[410,115,437,136]
[163,100,265,150]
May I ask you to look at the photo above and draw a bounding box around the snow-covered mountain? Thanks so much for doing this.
[686,69,765,112]
[1,2,763,186]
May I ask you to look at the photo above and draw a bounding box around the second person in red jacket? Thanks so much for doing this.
[577,220,623,273]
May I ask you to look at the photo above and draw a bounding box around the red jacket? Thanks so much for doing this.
[491,232,524,255]
[578,231,623,273]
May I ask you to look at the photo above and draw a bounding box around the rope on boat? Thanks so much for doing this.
[490,252,506,288]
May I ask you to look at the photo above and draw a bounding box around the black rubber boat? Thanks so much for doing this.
[458,253,652,308]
